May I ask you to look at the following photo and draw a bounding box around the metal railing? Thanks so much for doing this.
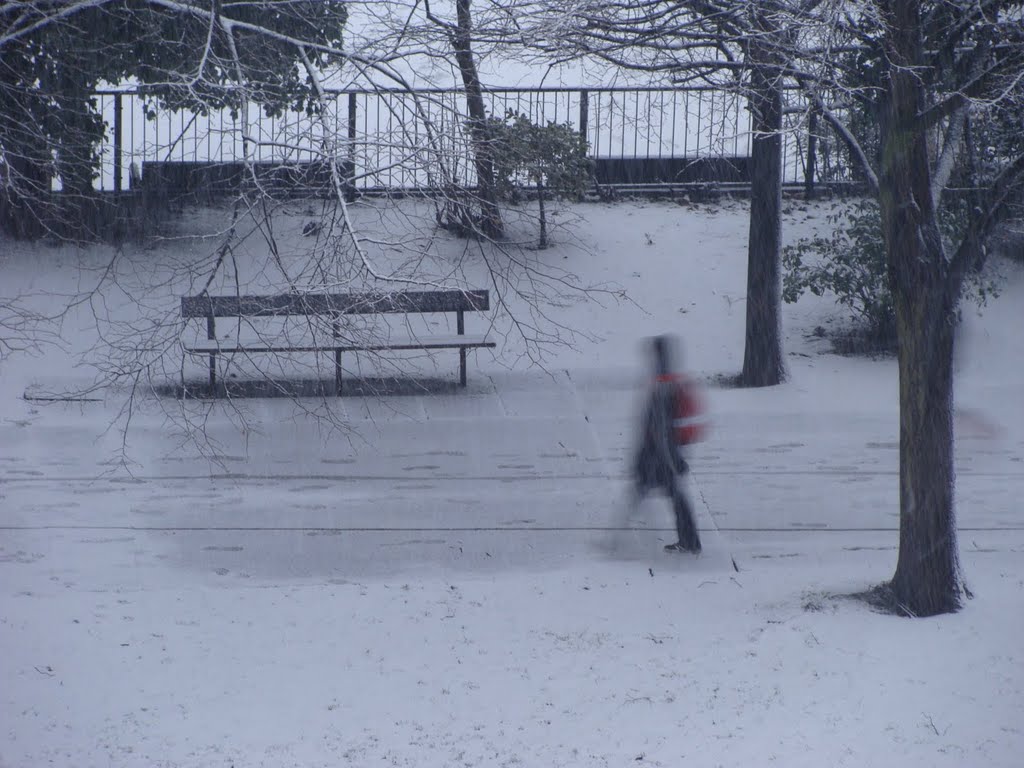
[87,85,855,195]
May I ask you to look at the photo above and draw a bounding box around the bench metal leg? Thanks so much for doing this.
[335,349,342,395]
[457,309,467,387]
[206,314,217,396]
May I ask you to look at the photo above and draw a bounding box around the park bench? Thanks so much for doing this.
[181,290,495,395]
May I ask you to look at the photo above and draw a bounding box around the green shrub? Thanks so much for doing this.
[783,199,1000,344]
[486,111,593,248]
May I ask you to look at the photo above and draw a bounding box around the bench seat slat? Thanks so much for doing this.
[184,333,494,354]
[182,290,490,318]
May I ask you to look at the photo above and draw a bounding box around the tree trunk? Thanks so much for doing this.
[879,0,962,616]
[804,107,818,202]
[452,0,503,239]
[536,178,547,248]
[0,153,50,240]
[890,287,961,616]
[740,55,785,387]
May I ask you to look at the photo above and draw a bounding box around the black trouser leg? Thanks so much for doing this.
[670,476,701,550]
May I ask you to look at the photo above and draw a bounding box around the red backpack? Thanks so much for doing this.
[657,374,708,445]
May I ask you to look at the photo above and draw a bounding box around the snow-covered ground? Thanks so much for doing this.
[1,198,1022,767]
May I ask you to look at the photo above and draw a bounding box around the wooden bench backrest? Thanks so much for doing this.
[182,290,490,318]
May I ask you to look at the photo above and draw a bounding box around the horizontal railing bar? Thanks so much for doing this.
[93,84,805,97]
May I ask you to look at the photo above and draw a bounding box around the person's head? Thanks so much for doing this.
[650,334,678,375]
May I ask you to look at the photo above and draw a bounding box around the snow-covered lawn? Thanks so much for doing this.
[2,199,1022,767]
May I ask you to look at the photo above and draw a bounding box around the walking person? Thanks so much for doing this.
[630,334,705,553]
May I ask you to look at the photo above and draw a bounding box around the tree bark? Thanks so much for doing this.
[536,178,547,248]
[889,287,961,616]
[879,0,962,616]
[804,106,818,202]
[0,153,50,240]
[452,0,503,239]
[739,49,785,387]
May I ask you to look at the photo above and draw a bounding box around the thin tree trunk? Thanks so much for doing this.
[879,0,962,616]
[536,178,547,248]
[804,107,818,201]
[452,0,503,239]
[740,56,785,387]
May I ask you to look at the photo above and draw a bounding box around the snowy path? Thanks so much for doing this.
[2,368,1022,595]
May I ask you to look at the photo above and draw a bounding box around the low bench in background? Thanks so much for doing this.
[181,290,495,395]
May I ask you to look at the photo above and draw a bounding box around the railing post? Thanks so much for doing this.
[113,93,123,193]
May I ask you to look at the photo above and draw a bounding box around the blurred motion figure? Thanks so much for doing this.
[631,334,706,553]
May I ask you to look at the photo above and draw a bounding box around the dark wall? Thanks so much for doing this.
[141,160,355,202]
[592,156,751,186]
